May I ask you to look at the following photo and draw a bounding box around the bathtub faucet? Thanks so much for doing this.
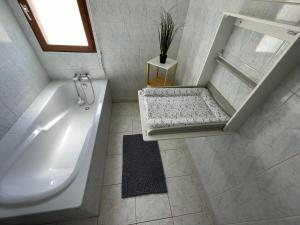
[74,73,91,82]
[73,73,95,106]
[73,73,86,106]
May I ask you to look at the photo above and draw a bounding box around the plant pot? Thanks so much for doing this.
[160,54,167,64]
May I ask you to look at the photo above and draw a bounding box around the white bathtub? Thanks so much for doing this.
[0,80,109,218]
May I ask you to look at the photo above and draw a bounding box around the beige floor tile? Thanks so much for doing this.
[110,115,132,133]
[107,132,131,155]
[58,217,98,225]
[167,176,203,216]
[132,116,142,133]
[137,218,174,225]
[158,139,186,151]
[112,102,140,116]
[136,194,172,223]
[173,213,210,225]
[99,185,136,225]
[161,149,193,178]
[104,155,122,185]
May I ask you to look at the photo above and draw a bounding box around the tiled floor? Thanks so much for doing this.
[51,102,213,225]
[98,102,213,225]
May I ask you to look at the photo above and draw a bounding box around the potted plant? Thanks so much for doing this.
[158,10,180,64]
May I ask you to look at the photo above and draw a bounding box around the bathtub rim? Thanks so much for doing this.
[0,126,92,205]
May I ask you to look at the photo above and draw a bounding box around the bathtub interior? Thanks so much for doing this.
[0,80,105,206]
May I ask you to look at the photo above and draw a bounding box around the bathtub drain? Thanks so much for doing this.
[85,106,90,110]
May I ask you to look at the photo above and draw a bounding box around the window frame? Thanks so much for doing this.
[17,0,97,53]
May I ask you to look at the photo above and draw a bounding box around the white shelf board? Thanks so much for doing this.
[147,56,178,70]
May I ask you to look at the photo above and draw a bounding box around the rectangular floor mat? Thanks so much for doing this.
[122,134,167,198]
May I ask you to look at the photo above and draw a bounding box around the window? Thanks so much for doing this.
[18,0,96,52]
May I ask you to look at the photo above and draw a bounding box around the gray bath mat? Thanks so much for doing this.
[122,134,167,198]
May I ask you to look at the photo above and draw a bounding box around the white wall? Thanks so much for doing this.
[8,0,190,101]
[176,0,300,86]
[210,25,288,110]
[0,0,49,139]
[186,65,300,225]
[89,0,190,100]
[176,0,245,85]
[178,0,300,224]
[8,0,106,80]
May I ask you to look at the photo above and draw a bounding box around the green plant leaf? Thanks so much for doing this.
[158,9,181,56]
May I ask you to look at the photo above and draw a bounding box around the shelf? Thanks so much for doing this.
[148,77,173,87]
[147,56,178,70]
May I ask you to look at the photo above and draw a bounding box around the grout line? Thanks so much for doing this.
[256,151,300,177]
[222,214,300,225]
[166,174,194,180]
[283,84,300,95]
[135,210,208,225]
[109,130,133,134]
[167,192,173,217]
[166,173,194,179]
[103,183,121,187]
[106,152,122,156]
[172,211,204,218]
[0,97,19,117]
[209,184,238,199]
[112,100,138,103]
[136,211,205,224]
[159,148,184,152]
[105,154,122,158]
[170,217,175,225]
[136,216,173,224]
[281,90,296,104]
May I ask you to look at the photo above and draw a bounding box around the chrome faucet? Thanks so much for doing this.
[73,73,95,106]
[74,73,90,81]
[73,73,85,106]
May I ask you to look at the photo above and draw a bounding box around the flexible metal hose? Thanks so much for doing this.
[80,76,95,105]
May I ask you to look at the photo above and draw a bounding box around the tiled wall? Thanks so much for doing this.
[89,0,190,100]
[186,66,300,225]
[176,0,245,86]
[0,0,49,139]
[7,0,106,80]
[210,26,289,110]
[8,0,190,101]
[178,0,300,224]
[176,0,300,86]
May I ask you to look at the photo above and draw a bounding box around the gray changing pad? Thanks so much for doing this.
[138,87,230,135]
